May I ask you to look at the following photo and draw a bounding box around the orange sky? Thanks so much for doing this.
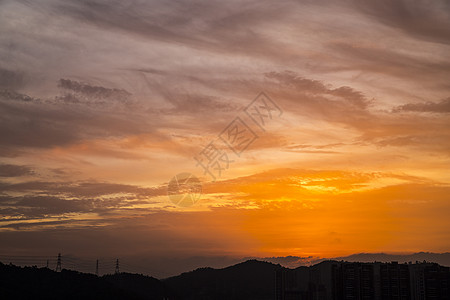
[0,0,449,274]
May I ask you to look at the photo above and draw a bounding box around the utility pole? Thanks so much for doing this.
[115,258,119,274]
[46,259,49,268]
[55,253,62,272]
[95,259,99,276]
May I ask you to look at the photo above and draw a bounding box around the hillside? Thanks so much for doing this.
[163,259,284,300]
[0,263,162,300]
[0,260,284,300]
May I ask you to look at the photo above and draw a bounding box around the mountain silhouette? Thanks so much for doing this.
[0,262,153,299]
[163,259,284,299]
[2,257,449,299]
[0,260,284,300]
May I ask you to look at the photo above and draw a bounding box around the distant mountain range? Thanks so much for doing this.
[256,252,450,269]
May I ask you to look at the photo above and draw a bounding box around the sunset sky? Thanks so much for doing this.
[1,0,450,276]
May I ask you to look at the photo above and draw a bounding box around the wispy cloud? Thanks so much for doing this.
[393,97,450,113]
[0,164,34,177]
[1,0,449,262]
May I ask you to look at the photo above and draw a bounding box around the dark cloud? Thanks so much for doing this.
[47,0,298,63]
[350,0,450,44]
[265,71,371,110]
[0,74,242,157]
[0,180,165,198]
[53,0,196,44]
[0,85,151,152]
[327,42,450,84]
[0,219,83,230]
[0,93,82,148]
[0,195,158,220]
[0,68,25,90]
[0,180,167,221]
[0,164,34,177]
[393,98,450,113]
[57,79,131,103]
[163,93,239,114]
[0,195,95,218]
[0,90,41,103]
[263,71,374,131]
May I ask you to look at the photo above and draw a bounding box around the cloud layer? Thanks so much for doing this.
[0,0,449,269]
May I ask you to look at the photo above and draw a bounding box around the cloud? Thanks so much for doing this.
[265,70,372,110]
[0,90,41,103]
[0,93,82,149]
[202,168,434,204]
[262,71,374,129]
[0,180,164,198]
[0,0,449,264]
[0,76,242,159]
[163,93,239,114]
[0,84,150,152]
[0,168,427,227]
[0,102,79,149]
[0,179,167,224]
[57,79,131,104]
[261,70,450,154]
[0,195,96,219]
[326,42,450,84]
[0,68,25,90]
[393,97,450,113]
[0,168,449,268]
[36,0,305,67]
[0,164,34,177]
[350,0,450,45]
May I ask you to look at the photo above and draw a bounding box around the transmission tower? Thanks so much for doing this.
[55,253,61,272]
[115,258,120,274]
[96,259,99,276]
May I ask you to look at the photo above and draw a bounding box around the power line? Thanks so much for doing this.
[0,254,147,276]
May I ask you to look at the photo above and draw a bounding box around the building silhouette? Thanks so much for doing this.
[379,261,410,299]
[332,262,375,299]
[276,261,450,300]
[410,262,450,300]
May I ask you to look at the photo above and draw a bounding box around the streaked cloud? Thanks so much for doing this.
[0,0,449,268]
[393,97,450,113]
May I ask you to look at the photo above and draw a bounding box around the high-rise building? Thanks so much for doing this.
[332,262,375,300]
[410,262,450,300]
[380,262,410,300]
[275,261,449,300]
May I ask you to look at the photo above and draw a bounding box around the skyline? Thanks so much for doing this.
[1,0,449,274]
